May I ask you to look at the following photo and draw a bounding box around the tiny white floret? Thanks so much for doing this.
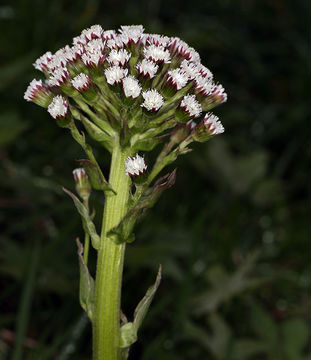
[144,45,171,64]
[180,94,202,118]
[47,95,68,119]
[122,76,141,98]
[136,59,159,78]
[104,66,128,85]
[33,51,53,72]
[125,154,147,176]
[141,89,164,111]
[71,73,90,91]
[203,113,225,135]
[107,49,131,66]
[24,79,44,102]
[167,69,188,90]
[119,25,144,44]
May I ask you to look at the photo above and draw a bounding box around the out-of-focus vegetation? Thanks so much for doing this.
[0,0,310,358]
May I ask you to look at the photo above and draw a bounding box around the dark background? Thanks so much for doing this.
[1,0,311,359]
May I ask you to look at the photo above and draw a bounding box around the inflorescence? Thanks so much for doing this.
[25,24,227,169]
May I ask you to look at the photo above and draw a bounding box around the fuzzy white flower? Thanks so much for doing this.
[180,60,200,80]
[212,84,228,103]
[167,69,188,90]
[107,49,131,66]
[180,94,202,118]
[198,64,213,79]
[24,79,44,102]
[47,67,70,87]
[33,51,53,72]
[119,25,144,44]
[47,95,68,119]
[82,51,104,67]
[145,34,170,47]
[71,73,90,91]
[104,66,128,85]
[81,24,103,41]
[106,36,124,49]
[125,154,147,176]
[144,45,171,64]
[85,38,105,53]
[141,89,164,111]
[136,59,159,78]
[195,76,215,96]
[122,76,141,98]
[103,30,116,40]
[188,47,200,63]
[203,113,225,135]
[73,34,87,46]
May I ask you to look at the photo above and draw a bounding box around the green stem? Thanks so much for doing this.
[93,141,131,360]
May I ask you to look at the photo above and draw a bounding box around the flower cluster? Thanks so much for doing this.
[25,24,227,175]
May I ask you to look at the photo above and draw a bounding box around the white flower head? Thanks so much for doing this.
[125,154,147,176]
[47,95,68,119]
[33,51,53,72]
[212,84,228,103]
[180,94,202,118]
[136,59,159,78]
[24,79,44,102]
[82,51,105,67]
[141,89,164,111]
[71,73,90,91]
[143,45,171,64]
[119,25,144,44]
[102,30,116,40]
[24,79,53,107]
[47,67,70,87]
[195,76,215,96]
[198,64,213,79]
[122,76,141,98]
[107,49,131,66]
[180,60,200,80]
[188,47,200,63]
[81,24,103,41]
[85,38,105,53]
[203,113,225,135]
[167,69,188,90]
[106,35,124,50]
[73,34,87,46]
[145,34,170,47]
[104,66,128,85]
[168,38,190,58]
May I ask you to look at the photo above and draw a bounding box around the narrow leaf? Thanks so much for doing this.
[63,187,100,249]
[76,238,95,320]
[133,265,162,330]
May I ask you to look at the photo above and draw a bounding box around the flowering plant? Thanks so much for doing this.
[24,24,226,360]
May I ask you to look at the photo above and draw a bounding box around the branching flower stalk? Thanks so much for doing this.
[24,24,227,360]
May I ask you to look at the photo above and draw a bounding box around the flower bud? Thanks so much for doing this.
[72,168,92,201]
[71,73,97,101]
[192,112,224,142]
[177,94,202,122]
[24,79,54,108]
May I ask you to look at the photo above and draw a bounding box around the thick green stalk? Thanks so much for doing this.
[93,140,131,360]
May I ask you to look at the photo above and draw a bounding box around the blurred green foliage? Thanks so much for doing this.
[0,0,311,358]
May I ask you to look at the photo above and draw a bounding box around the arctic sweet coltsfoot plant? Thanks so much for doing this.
[24,24,227,360]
